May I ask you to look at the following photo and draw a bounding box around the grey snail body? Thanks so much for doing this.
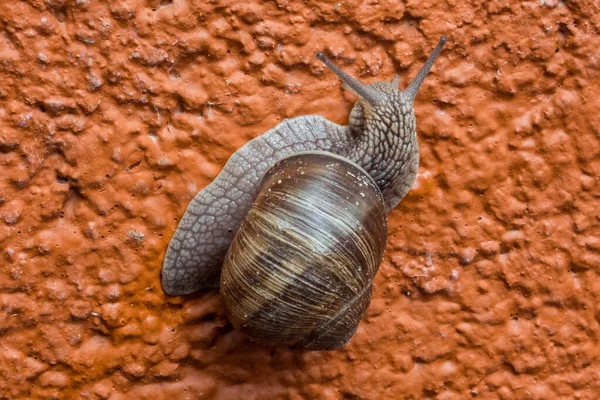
[161,37,446,349]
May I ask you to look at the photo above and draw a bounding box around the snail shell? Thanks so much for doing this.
[220,151,387,350]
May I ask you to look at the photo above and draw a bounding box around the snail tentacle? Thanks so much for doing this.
[315,52,383,106]
[405,36,447,100]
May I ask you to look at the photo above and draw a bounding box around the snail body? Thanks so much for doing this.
[221,151,387,350]
[161,37,446,348]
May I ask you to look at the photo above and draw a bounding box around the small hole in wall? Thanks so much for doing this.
[128,160,142,170]
[175,96,185,115]
[161,0,173,6]
[39,105,46,113]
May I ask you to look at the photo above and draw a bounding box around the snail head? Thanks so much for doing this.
[316,36,446,134]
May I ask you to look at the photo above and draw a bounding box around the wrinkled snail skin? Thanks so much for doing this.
[162,37,446,296]
[221,152,388,350]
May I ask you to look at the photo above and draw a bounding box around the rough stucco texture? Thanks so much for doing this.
[1,0,600,399]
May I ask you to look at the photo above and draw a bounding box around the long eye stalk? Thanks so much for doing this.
[405,36,447,100]
[316,52,382,106]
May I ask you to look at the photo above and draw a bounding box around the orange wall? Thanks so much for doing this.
[0,0,599,399]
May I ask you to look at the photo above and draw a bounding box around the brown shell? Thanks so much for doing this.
[220,151,388,350]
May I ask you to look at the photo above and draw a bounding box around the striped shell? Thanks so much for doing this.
[220,151,388,350]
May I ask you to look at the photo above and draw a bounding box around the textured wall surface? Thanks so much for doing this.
[1,0,600,399]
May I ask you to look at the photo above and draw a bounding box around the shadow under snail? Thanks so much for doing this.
[162,37,447,350]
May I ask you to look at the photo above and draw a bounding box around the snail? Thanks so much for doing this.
[162,37,446,349]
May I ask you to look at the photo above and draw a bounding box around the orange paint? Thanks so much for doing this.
[1,0,599,399]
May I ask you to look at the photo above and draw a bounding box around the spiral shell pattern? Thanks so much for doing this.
[221,151,388,350]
